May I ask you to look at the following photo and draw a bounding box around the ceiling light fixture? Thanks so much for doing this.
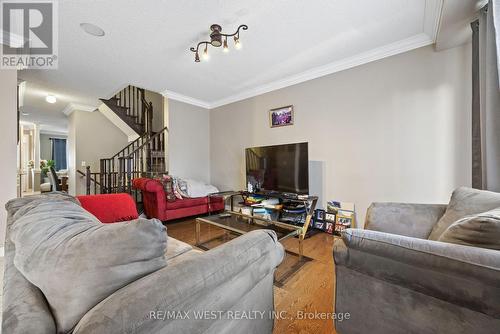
[80,23,105,37]
[190,24,248,62]
[46,95,57,104]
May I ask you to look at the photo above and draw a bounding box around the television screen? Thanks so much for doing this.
[245,142,309,194]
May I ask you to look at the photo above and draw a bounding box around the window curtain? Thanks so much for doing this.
[51,138,67,171]
[471,0,500,191]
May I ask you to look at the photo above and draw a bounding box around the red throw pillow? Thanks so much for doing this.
[76,194,139,224]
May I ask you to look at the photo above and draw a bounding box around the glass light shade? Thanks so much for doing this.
[46,95,57,103]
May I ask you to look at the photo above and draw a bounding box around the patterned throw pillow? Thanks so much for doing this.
[171,177,184,199]
[159,175,177,202]
[177,177,190,198]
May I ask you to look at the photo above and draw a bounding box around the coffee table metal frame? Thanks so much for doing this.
[198,193,318,260]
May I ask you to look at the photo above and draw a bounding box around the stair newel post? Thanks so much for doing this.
[118,157,125,193]
[148,101,153,136]
[85,166,91,195]
[127,85,131,115]
[139,89,148,133]
[107,160,112,193]
[99,159,105,194]
[126,157,133,194]
[148,140,152,175]
[132,86,136,119]
[112,158,116,192]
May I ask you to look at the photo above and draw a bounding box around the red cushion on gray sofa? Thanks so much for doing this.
[76,193,139,223]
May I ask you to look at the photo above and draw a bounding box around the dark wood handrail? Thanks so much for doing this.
[126,126,169,158]
[109,132,148,160]
[77,169,102,186]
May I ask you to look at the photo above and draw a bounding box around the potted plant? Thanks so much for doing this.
[40,160,55,180]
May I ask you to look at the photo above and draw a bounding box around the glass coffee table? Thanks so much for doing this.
[195,211,305,258]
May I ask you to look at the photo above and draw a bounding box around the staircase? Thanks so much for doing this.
[78,85,168,196]
[100,85,153,135]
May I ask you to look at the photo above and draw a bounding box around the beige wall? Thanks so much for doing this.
[0,69,18,244]
[68,110,129,195]
[168,100,210,183]
[68,113,77,195]
[210,45,472,225]
[40,133,52,160]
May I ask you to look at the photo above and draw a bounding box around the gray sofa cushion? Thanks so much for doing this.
[73,230,284,334]
[5,191,79,216]
[335,228,500,317]
[10,198,167,333]
[165,236,193,261]
[438,208,500,250]
[365,202,446,239]
[428,187,500,240]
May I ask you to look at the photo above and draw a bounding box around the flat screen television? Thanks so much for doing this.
[245,142,309,194]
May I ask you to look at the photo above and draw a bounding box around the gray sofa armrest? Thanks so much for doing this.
[2,213,56,334]
[365,202,447,238]
[334,229,500,318]
[74,230,285,334]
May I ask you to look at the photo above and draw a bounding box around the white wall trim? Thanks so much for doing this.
[208,33,434,108]
[161,89,211,109]
[424,0,444,41]
[40,130,68,136]
[62,103,97,116]
[98,102,139,140]
[161,31,438,110]
[128,133,140,142]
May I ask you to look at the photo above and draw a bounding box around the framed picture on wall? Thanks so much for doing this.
[269,105,294,128]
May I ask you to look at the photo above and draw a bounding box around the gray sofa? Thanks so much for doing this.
[334,201,500,334]
[3,194,285,334]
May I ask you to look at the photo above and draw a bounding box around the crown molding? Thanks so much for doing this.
[424,0,444,42]
[209,33,434,108]
[161,89,211,109]
[39,129,68,136]
[62,103,97,116]
[160,1,443,110]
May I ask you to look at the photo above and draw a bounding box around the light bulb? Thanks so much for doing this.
[223,37,229,53]
[234,37,242,50]
[46,95,57,103]
[202,46,209,60]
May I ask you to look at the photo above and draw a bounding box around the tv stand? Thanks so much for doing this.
[208,190,318,260]
[280,192,299,199]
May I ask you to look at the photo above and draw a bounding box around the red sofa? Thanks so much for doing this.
[132,178,224,222]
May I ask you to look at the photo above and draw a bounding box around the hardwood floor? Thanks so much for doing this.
[166,218,337,334]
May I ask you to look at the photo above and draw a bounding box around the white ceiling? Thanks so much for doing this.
[19,0,457,132]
